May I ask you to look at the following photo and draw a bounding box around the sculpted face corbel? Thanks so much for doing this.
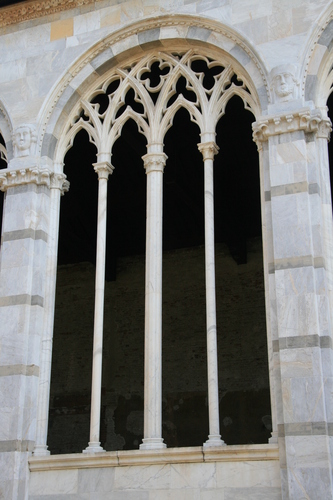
[13,124,37,157]
[270,64,299,103]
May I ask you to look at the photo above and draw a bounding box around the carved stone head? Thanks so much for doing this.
[270,65,298,103]
[13,124,37,157]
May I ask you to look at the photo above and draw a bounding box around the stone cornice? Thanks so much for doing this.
[252,108,332,145]
[0,0,95,28]
[29,444,279,471]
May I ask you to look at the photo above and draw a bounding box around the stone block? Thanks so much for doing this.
[51,19,74,41]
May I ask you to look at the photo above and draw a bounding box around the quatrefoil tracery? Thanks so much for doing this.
[60,50,256,160]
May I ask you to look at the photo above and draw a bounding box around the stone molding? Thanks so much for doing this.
[29,444,279,471]
[252,108,332,146]
[0,0,96,28]
[0,166,69,194]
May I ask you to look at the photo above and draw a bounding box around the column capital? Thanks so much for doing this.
[93,162,114,180]
[50,173,70,196]
[252,108,332,147]
[0,165,52,192]
[142,152,167,174]
[198,141,219,161]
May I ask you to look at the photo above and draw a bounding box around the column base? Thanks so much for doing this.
[32,445,51,456]
[140,438,167,450]
[83,442,106,453]
[203,434,226,448]
[268,431,278,444]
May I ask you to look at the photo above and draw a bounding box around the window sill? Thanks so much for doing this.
[29,443,279,471]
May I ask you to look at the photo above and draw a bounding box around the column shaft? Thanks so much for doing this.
[84,161,113,453]
[140,148,167,450]
[33,172,69,456]
[198,141,225,447]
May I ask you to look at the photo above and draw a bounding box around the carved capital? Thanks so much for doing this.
[13,124,37,158]
[50,173,70,195]
[142,153,167,174]
[93,162,114,180]
[198,141,219,161]
[0,166,52,192]
[252,108,332,146]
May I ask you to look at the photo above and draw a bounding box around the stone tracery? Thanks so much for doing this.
[46,48,260,453]
[59,50,256,161]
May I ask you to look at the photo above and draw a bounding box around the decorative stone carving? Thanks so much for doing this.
[270,65,299,103]
[252,108,332,146]
[93,162,114,180]
[0,167,69,194]
[198,141,219,161]
[0,0,95,28]
[142,153,167,174]
[50,173,70,195]
[13,124,37,158]
[61,51,256,163]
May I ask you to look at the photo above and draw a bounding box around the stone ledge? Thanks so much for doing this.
[29,444,279,471]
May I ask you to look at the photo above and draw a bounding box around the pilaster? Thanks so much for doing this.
[253,108,333,499]
[0,159,68,498]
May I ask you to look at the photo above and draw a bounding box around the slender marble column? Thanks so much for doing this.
[84,159,113,453]
[140,144,167,450]
[198,139,225,447]
[33,169,69,456]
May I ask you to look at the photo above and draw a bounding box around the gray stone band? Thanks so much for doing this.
[0,364,39,377]
[2,228,48,243]
[0,440,35,452]
[273,335,332,352]
[269,255,325,273]
[0,294,44,307]
[278,422,333,437]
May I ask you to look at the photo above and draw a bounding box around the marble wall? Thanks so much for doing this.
[2,1,333,499]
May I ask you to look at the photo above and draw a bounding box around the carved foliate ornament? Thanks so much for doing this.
[252,109,332,147]
[0,167,70,194]
[198,142,219,161]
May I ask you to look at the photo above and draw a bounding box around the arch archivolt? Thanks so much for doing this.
[56,48,258,163]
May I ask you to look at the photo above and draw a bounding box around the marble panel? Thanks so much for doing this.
[224,487,281,500]
[279,346,322,379]
[231,0,272,24]
[149,489,200,500]
[234,16,269,46]
[287,466,333,500]
[73,11,101,36]
[120,0,144,23]
[282,376,327,423]
[169,463,217,489]
[29,470,79,496]
[78,467,115,493]
[216,460,280,488]
[0,240,35,270]
[114,464,170,490]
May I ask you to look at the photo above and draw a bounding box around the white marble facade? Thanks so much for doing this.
[1,0,333,498]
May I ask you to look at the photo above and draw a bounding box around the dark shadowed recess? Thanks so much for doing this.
[0,135,7,244]
[49,89,272,453]
[0,0,27,7]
